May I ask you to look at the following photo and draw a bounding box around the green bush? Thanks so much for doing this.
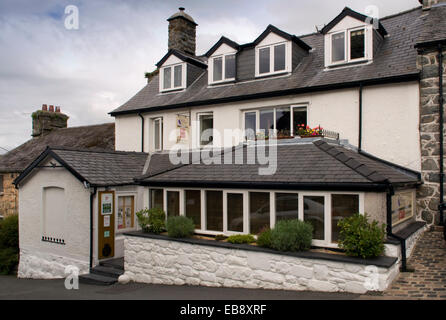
[215,234,228,241]
[256,228,272,248]
[337,213,385,259]
[166,216,195,238]
[136,208,166,234]
[226,234,256,244]
[0,215,19,275]
[270,219,313,252]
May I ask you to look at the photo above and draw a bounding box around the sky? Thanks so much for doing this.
[0,0,421,154]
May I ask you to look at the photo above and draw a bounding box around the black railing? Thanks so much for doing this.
[41,236,65,245]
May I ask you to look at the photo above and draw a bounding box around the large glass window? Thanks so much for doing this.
[167,191,180,217]
[249,192,270,234]
[174,65,182,87]
[274,44,286,72]
[206,191,223,231]
[225,54,236,79]
[185,190,201,229]
[117,196,134,230]
[163,67,171,89]
[259,109,274,137]
[259,47,271,74]
[332,32,345,63]
[150,189,164,210]
[154,118,163,151]
[304,196,325,241]
[350,29,365,60]
[199,113,213,146]
[331,194,359,242]
[227,193,244,233]
[276,193,298,222]
[213,57,223,82]
[275,107,291,137]
[293,107,307,130]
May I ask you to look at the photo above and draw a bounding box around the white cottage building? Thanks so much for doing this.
[13,1,446,291]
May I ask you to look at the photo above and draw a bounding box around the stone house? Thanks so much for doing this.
[0,105,115,218]
[11,1,446,291]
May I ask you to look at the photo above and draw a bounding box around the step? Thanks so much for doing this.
[79,273,118,286]
[99,258,124,270]
[90,265,124,279]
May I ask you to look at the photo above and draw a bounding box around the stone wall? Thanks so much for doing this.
[123,235,400,294]
[168,18,196,55]
[0,172,19,217]
[417,47,445,224]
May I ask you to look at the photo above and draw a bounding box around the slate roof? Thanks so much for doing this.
[14,147,148,187]
[110,6,428,116]
[415,5,446,47]
[137,140,420,191]
[0,123,115,173]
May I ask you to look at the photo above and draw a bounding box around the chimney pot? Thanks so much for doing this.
[179,7,185,11]
[49,105,54,112]
[42,104,48,111]
[55,106,60,113]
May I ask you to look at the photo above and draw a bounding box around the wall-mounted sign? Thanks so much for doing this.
[104,215,110,227]
[391,191,414,226]
[176,114,190,144]
[101,192,113,215]
[98,190,115,259]
[104,231,110,238]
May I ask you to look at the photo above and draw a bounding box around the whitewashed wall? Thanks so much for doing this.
[114,81,420,171]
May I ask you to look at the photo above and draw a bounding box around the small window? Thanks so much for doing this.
[293,106,307,130]
[331,194,359,242]
[210,54,236,84]
[167,191,180,217]
[225,54,236,79]
[213,57,223,82]
[331,32,345,63]
[259,47,271,74]
[174,65,182,87]
[198,113,213,146]
[185,190,201,229]
[227,193,244,233]
[160,63,184,92]
[276,193,298,222]
[153,118,163,151]
[259,109,274,137]
[150,189,163,209]
[206,191,223,232]
[249,192,270,234]
[117,196,135,230]
[244,111,257,140]
[274,44,286,72]
[350,29,365,60]
[275,107,291,137]
[163,67,172,89]
[304,195,325,241]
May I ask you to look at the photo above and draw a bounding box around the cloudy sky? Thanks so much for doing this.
[0,0,420,153]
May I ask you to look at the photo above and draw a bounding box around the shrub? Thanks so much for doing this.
[256,228,272,248]
[136,208,166,234]
[166,216,195,238]
[226,234,256,244]
[270,219,313,252]
[215,234,228,241]
[0,215,19,275]
[337,213,386,259]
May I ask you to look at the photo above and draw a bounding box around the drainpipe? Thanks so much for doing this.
[358,83,363,152]
[89,186,97,269]
[138,113,145,153]
[437,45,445,236]
[386,184,407,271]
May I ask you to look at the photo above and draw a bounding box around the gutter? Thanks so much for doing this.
[386,183,407,272]
[89,186,97,269]
[138,113,145,153]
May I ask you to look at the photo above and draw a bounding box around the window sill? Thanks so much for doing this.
[208,79,236,87]
[254,71,290,79]
[326,59,371,69]
[159,87,186,94]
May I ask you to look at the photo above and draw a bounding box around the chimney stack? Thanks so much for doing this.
[167,7,197,56]
[419,0,446,10]
[32,104,69,138]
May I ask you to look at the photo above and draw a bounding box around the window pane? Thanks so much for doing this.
[206,191,223,231]
[259,47,270,74]
[276,107,291,137]
[225,54,236,79]
[124,196,134,229]
[331,194,359,242]
[259,109,274,137]
[118,196,124,229]
[174,65,182,87]
[163,67,171,89]
[167,191,180,217]
[276,193,298,221]
[332,32,345,62]
[304,196,325,240]
[199,114,213,146]
[213,57,223,82]
[150,189,164,210]
[244,112,256,140]
[249,192,270,234]
[274,44,286,71]
[227,193,244,232]
[154,119,161,150]
[350,29,365,60]
[293,107,307,133]
[185,190,201,229]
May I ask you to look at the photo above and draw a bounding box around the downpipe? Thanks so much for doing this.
[138,113,145,153]
[436,45,445,241]
[89,186,97,269]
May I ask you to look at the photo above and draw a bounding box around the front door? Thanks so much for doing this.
[98,191,115,260]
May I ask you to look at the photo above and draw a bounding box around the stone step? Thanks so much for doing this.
[99,258,124,270]
[90,265,124,279]
[79,273,117,286]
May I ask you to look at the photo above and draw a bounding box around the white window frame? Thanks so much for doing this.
[347,27,367,63]
[153,117,163,151]
[197,112,214,147]
[255,41,291,77]
[115,192,137,233]
[209,53,236,85]
[159,63,186,92]
[329,27,368,66]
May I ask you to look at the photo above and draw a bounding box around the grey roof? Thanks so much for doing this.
[167,8,197,26]
[0,123,115,173]
[15,147,148,187]
[110,6,428,116]
[416,5,446,47]
[137,140,420,190]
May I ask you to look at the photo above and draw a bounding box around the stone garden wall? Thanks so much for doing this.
[0,172,19,217]
[123,234,400,294]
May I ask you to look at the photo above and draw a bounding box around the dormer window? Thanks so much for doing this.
[211,54,236,83]
[256,42,290,77]
[161,63,185,92]
[330,28,366,65]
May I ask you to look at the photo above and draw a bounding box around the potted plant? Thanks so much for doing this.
[296,124,324,138]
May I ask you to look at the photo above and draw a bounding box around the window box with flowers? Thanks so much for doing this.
[296,125,324,138]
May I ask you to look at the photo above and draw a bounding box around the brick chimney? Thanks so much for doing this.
[167,7,197,56]
[419,0,446,10]
[32,104,69,138]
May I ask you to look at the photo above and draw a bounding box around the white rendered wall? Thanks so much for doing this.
[18,157,91,278]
